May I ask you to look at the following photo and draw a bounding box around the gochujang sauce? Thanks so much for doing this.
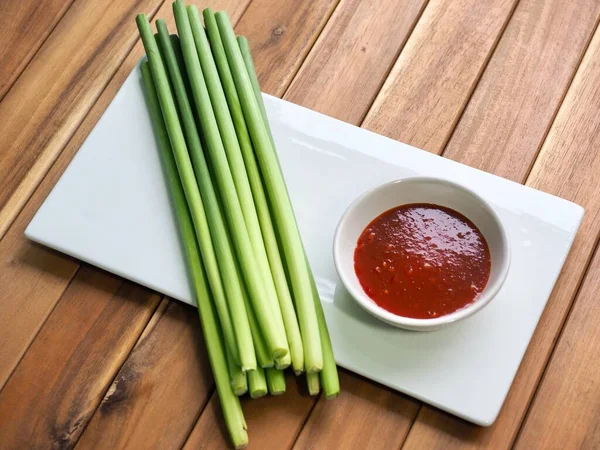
[354,203,491,319]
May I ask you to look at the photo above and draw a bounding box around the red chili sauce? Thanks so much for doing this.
[354,203,491,319]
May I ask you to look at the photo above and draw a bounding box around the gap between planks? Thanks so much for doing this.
[0,0,169,241]
[511,233,600,449]
[8,0,342,446]
[509,18,600,438]
[0,0,256,393]
[400,0,600,447]
[400,5,600,448]
[1,0,596,446]
[0,3,171,394]
[0,0,77,103]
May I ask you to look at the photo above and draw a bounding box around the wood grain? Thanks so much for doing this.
[0,0,164,240]
[514,250,600,449]
[513,25,600,450]
[363,0,518,152]
[0,0,248,395]
[0,0,165,392]
[184,372,316,449]
[237,0,341,97]
[402,11,600,450]
[0,0,75,102]
[443,0,600,182]
[294,371,419,449]
[1,0,598,447]
[0,231,79,389]
[0,267,160,449]
[182,396,229,450]
[285,0,428,125]
[77,300,213,450]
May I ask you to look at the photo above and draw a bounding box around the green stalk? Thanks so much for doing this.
[218,14,323,372]
[169,34,193,100]
[244,29,339,394]
[156,19,256,371]
[214,142,273,370]
[265,368,286,395]
[308,264,340,398]
[154,23,241,368]
[204,8,303,374]
[240,35,338,386]
[226,346,248,396]
[188,5,290,369]
[173,0,288,360]
[274,354,290,370]
[306,372,320,396]
[237,35,273,147]
[239,264,273,368]
[241,33,339,391]
[248,367,268,399]
[140,58,247,448]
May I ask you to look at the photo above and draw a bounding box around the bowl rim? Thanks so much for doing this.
[332,176,511,330]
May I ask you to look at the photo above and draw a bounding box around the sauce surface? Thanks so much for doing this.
[354,203,491,319]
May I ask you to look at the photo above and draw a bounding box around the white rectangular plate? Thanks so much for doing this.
[26,64,583,426]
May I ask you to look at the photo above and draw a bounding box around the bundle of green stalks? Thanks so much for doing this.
[137,2,339,447]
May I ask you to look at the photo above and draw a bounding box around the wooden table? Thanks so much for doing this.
[1,0,599,448]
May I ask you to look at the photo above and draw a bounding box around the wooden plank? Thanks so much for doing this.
[0,0,249,394]
[443,0,600,182]
[514,249,600,449]
[182,397,228,450]
[0,0,171,392]
[76,300,213,450]
[285,0,428,124]
[294,371,419,449]
[0,0,75,102]
[0,267,161,449]
[363,0,518,152]
[199,0,251,20]
[184,372,316,450]
[512,26,600,450]
[0,0,165,240]
[402,8,600,450]
[237,0,341,97]
[0,227,78,390]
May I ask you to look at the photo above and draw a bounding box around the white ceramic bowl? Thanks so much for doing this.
[333,177,510,331]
